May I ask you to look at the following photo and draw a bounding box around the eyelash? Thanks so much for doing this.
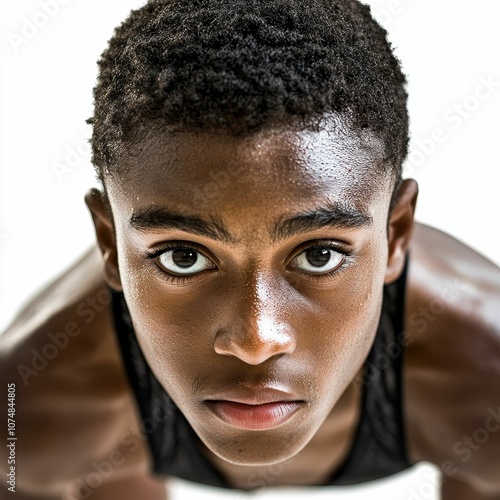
[289,241,354,283]
[145,242,215,286]
[145,241,354,285]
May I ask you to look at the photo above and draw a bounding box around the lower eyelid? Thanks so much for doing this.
[156,258,214,274]
[150,261,215,286]
[294,254,352,281]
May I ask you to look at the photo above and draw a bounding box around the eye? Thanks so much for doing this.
[291,246,345,274]
[157,247,215,276]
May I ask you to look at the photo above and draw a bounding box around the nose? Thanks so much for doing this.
[213,275,296,365]
[214,314,296,365]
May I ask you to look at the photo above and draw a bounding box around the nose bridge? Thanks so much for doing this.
[213,269,296,365]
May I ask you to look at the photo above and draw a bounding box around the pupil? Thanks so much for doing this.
[306,247,330,267]
[172,249,198,268]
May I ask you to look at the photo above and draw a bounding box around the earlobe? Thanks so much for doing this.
[385,179,418,284]
[84,188,123,291]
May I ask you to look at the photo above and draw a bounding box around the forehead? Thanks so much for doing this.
[107,119,391,231]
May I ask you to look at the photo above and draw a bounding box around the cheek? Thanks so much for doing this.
[131,297,211,383]
[299,249,387,390]
[116,245,210,393]
[303,280,384,395]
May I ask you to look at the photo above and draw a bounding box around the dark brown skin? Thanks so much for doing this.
[1,120,499,499]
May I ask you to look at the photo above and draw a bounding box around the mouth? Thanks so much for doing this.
[203,387,305,431]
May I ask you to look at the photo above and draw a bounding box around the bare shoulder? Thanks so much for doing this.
[407,222,500,344]
[0,248,151,497]
[405,223,500,496]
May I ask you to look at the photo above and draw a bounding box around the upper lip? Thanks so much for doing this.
[204,386,302,405]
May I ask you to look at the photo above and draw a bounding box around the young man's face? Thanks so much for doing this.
[88,117,416,466]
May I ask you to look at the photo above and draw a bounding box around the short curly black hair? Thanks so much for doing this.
[88,0,408,191]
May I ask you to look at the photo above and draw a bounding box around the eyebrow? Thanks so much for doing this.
[272,204,373,242]
[129,207,233,243]
[129,203,372,243]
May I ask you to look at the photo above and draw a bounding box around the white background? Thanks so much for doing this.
[1,1,499,498]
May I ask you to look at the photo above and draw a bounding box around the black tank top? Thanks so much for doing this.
[111,258,412,488]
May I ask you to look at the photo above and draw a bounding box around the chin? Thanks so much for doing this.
[212,442,303,468]
[198,423,312,467]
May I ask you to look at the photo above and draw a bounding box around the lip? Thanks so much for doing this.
[204,386,304,430]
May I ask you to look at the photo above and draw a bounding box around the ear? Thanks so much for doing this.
[85,188,123,291]
[385,179,418,284]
